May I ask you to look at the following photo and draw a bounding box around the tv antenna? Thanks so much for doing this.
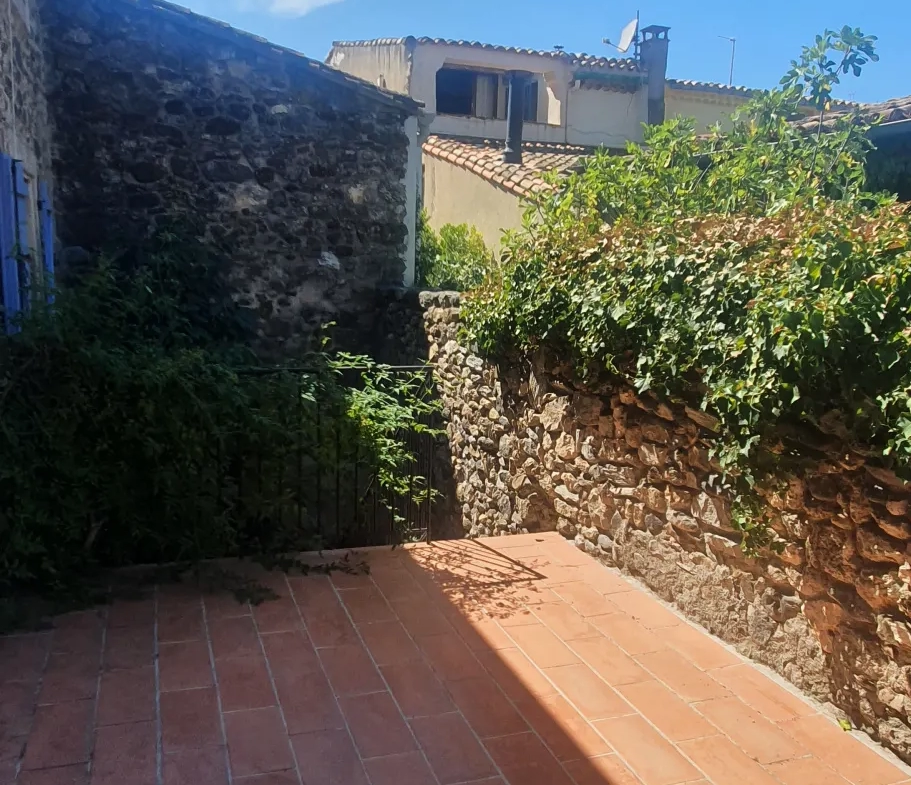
[602,12,640,56]
[719,35,736,85]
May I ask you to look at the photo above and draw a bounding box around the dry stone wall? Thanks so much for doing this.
[417,290,911,762]
[43,0,415,355]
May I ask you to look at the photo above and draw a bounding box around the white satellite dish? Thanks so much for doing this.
[616,17,639,53]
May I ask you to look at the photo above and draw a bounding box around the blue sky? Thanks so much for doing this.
[180,0,909,103]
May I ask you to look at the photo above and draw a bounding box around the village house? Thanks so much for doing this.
[328,29,764,249]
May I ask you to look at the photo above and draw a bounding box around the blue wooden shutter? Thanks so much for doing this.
[0,153,20,334]
[38,182,54,304]
[12,161,30,314]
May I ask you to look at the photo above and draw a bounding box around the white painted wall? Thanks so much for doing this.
[666,90,748,133]
[566,87,648,147]
[327,43,411,94]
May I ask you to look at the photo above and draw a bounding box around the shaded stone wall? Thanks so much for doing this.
[42,0,416,354]
[416,290,911,762]
[0,0,52,182]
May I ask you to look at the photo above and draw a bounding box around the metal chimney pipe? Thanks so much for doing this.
[503,71,530,164]
[640,25,670,125]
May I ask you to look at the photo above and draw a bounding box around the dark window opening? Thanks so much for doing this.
[436,68,475,116]
[505,79,540,123]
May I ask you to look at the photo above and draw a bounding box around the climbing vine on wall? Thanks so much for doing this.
[462,28,911,549]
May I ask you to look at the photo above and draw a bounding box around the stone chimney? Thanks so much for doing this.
[503,71,530,164]
[640,25,670,125]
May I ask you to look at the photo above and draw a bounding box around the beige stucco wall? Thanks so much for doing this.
[327,42,411,94]
[666,89,748,133]
[423,155,524,253]
[567,86,648,147]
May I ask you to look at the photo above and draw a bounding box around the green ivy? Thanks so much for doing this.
[462,28,910,550]
[416,212,497,291]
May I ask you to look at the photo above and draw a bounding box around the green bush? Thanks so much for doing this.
[0,232,436,599]
[462,28,910,549]
[416,213,496,291]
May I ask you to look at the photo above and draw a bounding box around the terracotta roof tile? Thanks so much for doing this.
[794,94,911,132]
[331,37,640,73]
[422,135,602,199]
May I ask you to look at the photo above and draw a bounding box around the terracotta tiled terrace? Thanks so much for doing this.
[2,532,910,785]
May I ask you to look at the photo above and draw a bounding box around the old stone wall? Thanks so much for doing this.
[0,0,52,183]
[42,0,417,355]
[414,290,911,762]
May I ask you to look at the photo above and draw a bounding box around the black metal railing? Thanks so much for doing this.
[210,364,439,553]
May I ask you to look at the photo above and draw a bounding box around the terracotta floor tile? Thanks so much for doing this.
[636,650,729,702]
[587,614,665,656]
[697,696,806,764]
[159,641,214,692]
[209,616,260,660]
[160,687,222,752]
[51,612,105,655]
[103,625,154,671]
[158,605,205,643]
[545,664,630,721]
[339,691,416,759]
[300,600,359,648]
[507,624,580,669]
[0,633,51,685]
[415,632,479,682]
[660,623,741,670]
[215,656,276,712]
[617,681,715,742]
[329,569,373,590]
[363,751,436,785]
[233,772,299,785]
[107,598,155,629]
[370,566,425,603]
[496,606,541,628]
[271,669,344,736]
[0,680,38,737]
[224,707,294,778]
[260,630,321,677]
[709,665,816,722]
[253,598,303,634]
[514,693,611,762]
[778,715,908,785]
[290,729,368,785]
[96,666,155,726]
[568,636,650,687]
[21,699,93,770]
[485,730,562,772]
[89,720,156,785]
[767,756,853,785]
[409,712,497,784]
[563,755,643,785]
[498,758,574,784]
[318,643,384,697]
[381,660,454,718]
[457,616,515,652]
[445,677,528,738]
[608,592,682,630]
[390,598,454,638]
[594,715,700,785]
[359,620,421,666]
[678,735,781,785]
[552,583,621,618]
[202,592,252,621]
[573,564,634,595]
[533,603,601,641]
[18,764,89,785]
[38,652,99,704]
[477,648,558,701]
[338,586,395,624]
[163,747,229,785]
